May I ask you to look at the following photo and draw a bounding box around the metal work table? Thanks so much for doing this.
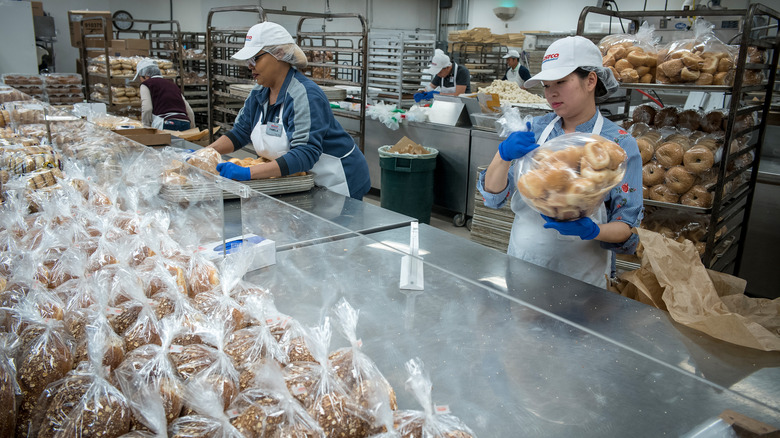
[244,222,780,436]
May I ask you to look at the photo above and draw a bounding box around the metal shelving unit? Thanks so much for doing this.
[577,4,780,275]
[450,42,508,86]
[179,31,209,127]
[206,6,369,151]
[367,30,436,108]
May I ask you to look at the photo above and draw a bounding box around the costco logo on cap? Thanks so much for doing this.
[542,53,559,64]
[246,36,252,41]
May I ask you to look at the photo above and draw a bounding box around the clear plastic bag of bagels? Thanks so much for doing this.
[598,21,659,84]
[514,132,627,221]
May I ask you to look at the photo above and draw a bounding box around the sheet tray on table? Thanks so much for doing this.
[222,173,315,199]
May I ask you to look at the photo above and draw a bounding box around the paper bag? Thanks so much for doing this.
[613,228,780,351]
[477,92,501,113]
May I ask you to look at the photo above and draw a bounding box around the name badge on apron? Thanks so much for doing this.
[265,122,283,137]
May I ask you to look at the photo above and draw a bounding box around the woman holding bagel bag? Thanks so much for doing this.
[478,36,643,288]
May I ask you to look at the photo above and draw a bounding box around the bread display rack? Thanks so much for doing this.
[179,31,209,127]
[77,17,185,116]
[450,42,509,87]
[206,6,370,153]
[367,30,436,109]
[577,3,780,275]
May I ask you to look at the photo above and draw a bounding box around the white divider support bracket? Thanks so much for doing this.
[400,221,424,290]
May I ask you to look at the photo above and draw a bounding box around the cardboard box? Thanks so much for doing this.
[125,39,150,51]
[112,128,171,146]
[31,1,43,16]
[195,234,276,272]
[68,10,112,48]
[105,39,150,57]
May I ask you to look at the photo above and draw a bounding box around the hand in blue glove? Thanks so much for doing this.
[216,162,251,181]
[541,215,601,240]
[413,90,439,103]
[498,122,538,161]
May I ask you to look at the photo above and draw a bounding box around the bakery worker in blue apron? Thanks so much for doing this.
[478,36,643,288]
[206,22,371,200]
[420,49,471,96]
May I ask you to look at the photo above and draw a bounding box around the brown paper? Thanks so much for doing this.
[388,136,427,155]
[614,228,780,351]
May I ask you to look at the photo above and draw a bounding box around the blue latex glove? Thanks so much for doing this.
[498,122,538,161]
[413,90,439,102]
[541,215,601,241]
[216,162,251,181]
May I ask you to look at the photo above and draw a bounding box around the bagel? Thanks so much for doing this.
[583,141,611,170]
[664,165,695,194]
[606,143,627,170]
[632,105,656,125]
[619,69,640,83]
[626,51,646,66]
[642,185,650,199]
[681,185,713,208]
[544,165,574,192]
[654,107,678,128]
[683,146,714,174]
[564,177,596,206]
[677,109,701,131]
[655,142,684,168]
[517,171,546,199]
[580,164,611,184]
[615,59,634,73]
[649,184,680,203]
[548,146,583,169]
[639,73,654,83]
[700,111,724,133]
[642,162,665,186]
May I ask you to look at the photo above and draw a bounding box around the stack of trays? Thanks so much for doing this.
[469,166,515,252]
[223,173,315,199]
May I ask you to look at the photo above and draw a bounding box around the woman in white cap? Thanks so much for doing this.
[501,49,531,88]
[206,22,371,200]
[135,59,196,131]
[420,49,471,96]
[478,36,643,288]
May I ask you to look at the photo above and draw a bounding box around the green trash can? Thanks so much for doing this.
[378,145,439,224]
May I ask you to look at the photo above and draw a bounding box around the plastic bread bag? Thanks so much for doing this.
[283,318,375,437]
[179,319,240,415]
[393,358,476,438]
[118,382,168,437]
[33,322,132,438]
[225,295,288,376]
[227,360,324,437]
[330,298,397,411]
[656,19,736,85]
[514,132,627,221]
[169,379,243,438]
[599,21,658,84]
[366,102,402,131]
[494,106,534,138]
[186,251,221,297]
[0,333,20,437]
[114,319,186,427]
[278,316,316,363]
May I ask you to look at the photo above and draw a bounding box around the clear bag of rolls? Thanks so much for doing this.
[515,132,627,221]
[599,21,658,84]
[656,19,737,85]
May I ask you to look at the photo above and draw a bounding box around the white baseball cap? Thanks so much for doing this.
[423,49,452,75]
[502,49,520,59]
[232,22,295,60]
[523,36,603,88]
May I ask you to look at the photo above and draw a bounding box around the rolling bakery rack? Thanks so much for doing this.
[367,30,436,109]
[577,4,780,275]
[206,6,369,151]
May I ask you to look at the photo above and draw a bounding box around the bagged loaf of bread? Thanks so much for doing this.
[393,358,476,438]
[599,21,658,84]
[656,19,737,85]
[515,132,627,221]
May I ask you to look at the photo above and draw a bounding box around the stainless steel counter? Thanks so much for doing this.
[244,224,780,436]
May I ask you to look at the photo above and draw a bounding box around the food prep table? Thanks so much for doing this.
[241,220,780,436]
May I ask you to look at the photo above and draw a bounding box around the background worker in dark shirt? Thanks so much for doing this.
[135,59,196,131]
[421,49,471,96]
[502,49,532,88]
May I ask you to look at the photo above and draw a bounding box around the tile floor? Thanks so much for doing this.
[363,192,472,240]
